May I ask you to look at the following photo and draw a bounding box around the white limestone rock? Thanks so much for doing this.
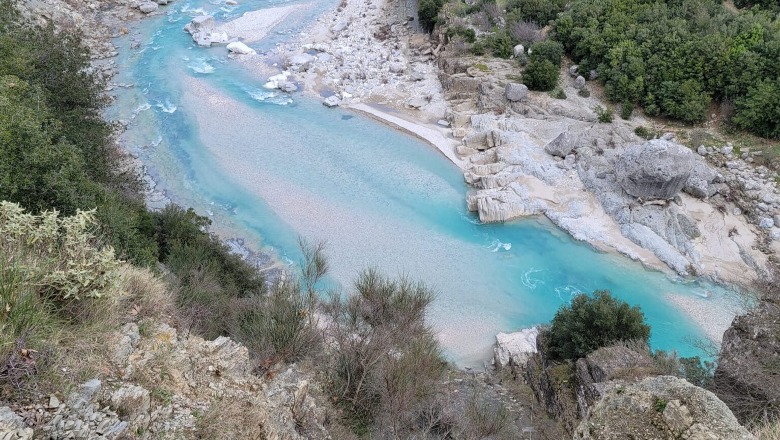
[494,327,538,368]
[226,41,256,55]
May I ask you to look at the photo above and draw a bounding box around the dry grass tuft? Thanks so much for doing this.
[118,265,175,322]
[196,398,268,440]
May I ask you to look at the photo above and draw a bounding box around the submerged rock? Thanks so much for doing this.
[615,139,694,200]
[322,95,340,107]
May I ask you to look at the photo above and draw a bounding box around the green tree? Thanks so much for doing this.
[733,78,780,138]
[546,290,650,361]
[419,0,444,33]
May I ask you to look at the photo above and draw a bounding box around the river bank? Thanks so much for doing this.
[210,0,777,345]
[32,0,754,361]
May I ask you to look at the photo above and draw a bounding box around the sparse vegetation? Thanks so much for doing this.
[325,269,447,435]
[595,105,615,123]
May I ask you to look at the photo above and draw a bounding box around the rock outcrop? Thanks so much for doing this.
[714,296,780,423]
[520,338,755,439]
[184,15,229,47]
[574,376,755,439]
[615,140,695,200]
[2,321,334,439]
[494,327,538,369]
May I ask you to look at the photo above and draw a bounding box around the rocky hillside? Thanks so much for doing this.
[499,332,758,439]
[0,266,339,440]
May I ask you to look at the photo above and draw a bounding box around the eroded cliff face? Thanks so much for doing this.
[714,296,780,424]
[520,336,754,439]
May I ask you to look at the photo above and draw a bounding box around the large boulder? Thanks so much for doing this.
[494,327,538,369]
[683,158,719,199]
[574,376,755,440]
[286,53,315,71]
[138,2,158,13]
[615,139,695,200]
[505,82,528,102]
[226,41,256,55]
[184,15,229,47]
[545,132,579,157]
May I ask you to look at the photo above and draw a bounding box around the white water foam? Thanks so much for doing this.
[554,285,584,301]
[187,58,215,74]
[520,268,543,289]
[488,239,512,252]
[132,103,152,119]
[156,99,178,113]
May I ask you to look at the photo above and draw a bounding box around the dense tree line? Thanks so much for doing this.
[552,0,780,136]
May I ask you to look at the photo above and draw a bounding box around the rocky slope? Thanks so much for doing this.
[497,330,757,439]
[714,294,780,424]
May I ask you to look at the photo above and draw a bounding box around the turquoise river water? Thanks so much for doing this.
[107,0,740,366]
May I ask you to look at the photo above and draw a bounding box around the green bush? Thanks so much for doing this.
[529,40,564,66]
[733,79,780,138]
[634,126,654,139]
[446,25,477,43]
[0,202,120,302]
[486,31,515,59]
[545,290,650,361]
[595,105,614,123]
[550,87,567,99]
[471,40,486,55]
[327,269,447,433]
[577,88,591,98]
[620,101,633,120]
[523,59,559,91]
[419,0,444,33]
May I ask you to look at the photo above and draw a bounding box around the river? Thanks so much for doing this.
[105,0,741,366]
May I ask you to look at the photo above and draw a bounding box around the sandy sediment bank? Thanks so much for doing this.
[348,103,467,169]
[217,4,306,43]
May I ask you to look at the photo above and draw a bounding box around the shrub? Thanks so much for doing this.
[230,241,325,365]
[486,31,515,59]
[523,59,559,91]
[620,101,633,120]
[0,201,119,302]
[634,126,653,139]
[595,105,614,123]
[545,290,650,361]
[326,269,447,434]
[577,88,591,98]
[506,0,567,25]
[733,79,780,139]
[508,20,542,44]
[446,25,476,43]
[471,40,486,55]
[463,394,511,437]
[529,40,564,66]
[550,87,567,99]
[419,0,444,33]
